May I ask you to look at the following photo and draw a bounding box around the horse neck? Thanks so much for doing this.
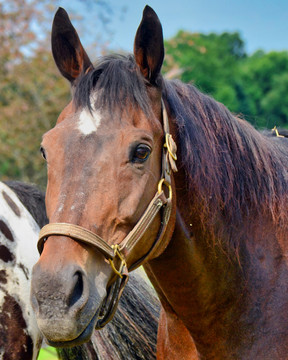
[145,188,288,358]
[144,112,288,357]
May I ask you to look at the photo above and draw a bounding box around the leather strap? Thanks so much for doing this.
[38,189,170,267]
[38,222,115,258]
[95,273,129,329]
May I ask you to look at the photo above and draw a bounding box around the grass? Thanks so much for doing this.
[38,347,58,360]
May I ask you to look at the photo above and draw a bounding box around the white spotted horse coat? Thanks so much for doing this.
[0,182,43,360]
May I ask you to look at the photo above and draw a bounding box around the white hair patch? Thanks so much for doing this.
[78,107,102,136]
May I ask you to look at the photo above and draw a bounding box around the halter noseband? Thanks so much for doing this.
[37,100,177,328]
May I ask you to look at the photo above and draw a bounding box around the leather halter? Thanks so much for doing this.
[37,100,177,328]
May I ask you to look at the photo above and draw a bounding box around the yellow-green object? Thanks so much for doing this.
[38,347,58,360]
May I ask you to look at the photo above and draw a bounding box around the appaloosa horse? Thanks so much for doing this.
[1,180,159,360]
[0,181,45,360]
[31,6,288,359]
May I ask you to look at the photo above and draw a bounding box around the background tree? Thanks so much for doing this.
[163,31,246,111]
[0,48,69,185]
[0,0,113,187]
[237,50,288,128]
[163,31,288,129]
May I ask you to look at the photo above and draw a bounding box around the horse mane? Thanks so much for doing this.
[5,181,48,228]
[163,80,288,253]
[74,54,157,118]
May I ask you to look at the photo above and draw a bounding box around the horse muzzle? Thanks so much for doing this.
[30,244,109,346]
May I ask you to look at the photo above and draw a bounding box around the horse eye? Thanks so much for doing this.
[132,144,151,163]
[40,146,47,160]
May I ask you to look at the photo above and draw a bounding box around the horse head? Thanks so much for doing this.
[31,6,176,346]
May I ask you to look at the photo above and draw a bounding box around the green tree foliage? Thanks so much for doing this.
[0,48,69,185]
[0,0,69,187]
[0,0,111,187]
[238,50,288,127]
[163,31,246,111]
[164,31,288,129]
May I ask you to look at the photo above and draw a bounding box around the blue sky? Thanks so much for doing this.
[59,0,288,54]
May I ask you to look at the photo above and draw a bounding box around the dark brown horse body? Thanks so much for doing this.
[31,6,288,359]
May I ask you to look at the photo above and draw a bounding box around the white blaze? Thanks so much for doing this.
[78,107,102,136]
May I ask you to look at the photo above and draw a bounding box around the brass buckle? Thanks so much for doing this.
[272,126,284,138]
[158,178,172,200]
[164,133,177,161]
[109,245,126,279]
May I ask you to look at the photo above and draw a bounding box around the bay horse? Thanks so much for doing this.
[0,181,45,360]
[1,180,159,359]
[31,5,288,359]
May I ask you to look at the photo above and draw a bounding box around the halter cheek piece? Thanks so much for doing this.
[37,100,177,329]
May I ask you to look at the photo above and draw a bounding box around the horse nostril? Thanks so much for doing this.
[67,271,84,308]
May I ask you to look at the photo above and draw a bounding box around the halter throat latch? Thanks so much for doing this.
[108,245,127,279]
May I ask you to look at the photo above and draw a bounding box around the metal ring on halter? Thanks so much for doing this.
[108,245,127,279]
[158,178,172,199]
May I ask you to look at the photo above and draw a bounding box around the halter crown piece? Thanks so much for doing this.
[38,100,177,328]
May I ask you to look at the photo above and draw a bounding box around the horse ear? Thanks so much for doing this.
[134,6,164,84]
[51,8,93,84]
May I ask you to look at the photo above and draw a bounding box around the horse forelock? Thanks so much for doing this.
[163,79,288,253]
[73,54,161,119]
